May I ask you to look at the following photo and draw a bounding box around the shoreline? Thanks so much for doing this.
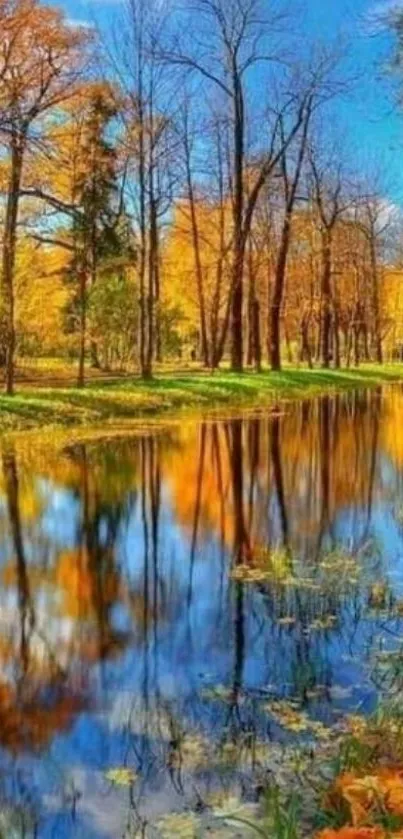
[0,364,402,437]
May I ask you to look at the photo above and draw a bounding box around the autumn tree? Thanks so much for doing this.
[64,83,122,384]
[25,81,129,385]
[268,95,314,371]
[308,143,351,368]
[0,0,89,393]
[111,0,177,377]
[162,0,320,371]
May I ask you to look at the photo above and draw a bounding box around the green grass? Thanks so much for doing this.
[0,363,403,435]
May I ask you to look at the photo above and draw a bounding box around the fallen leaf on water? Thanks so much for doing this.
[266,700,331,739]
[104,767,137,786]
[156,812,199,838]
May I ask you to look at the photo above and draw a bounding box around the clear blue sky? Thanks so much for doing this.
[56,0,403,204]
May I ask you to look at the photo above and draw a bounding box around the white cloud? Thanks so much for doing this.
[66,17,94,29]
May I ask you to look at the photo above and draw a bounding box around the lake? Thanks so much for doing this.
[1,386,403,837]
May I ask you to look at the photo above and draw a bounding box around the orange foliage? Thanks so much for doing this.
[0,681,83,753]
[55,547,119,620]
[326,767,403,827]
[316,828,385,839]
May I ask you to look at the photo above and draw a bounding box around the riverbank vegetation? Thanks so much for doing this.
[1,364,403,432]
[1,0,403,397]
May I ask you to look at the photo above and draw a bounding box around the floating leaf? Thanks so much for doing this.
[266,700,331,739]
[156,812,199,838]
[104,767,137,786]
[309,615,337,632]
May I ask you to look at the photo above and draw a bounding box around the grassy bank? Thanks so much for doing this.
[0,363,403,433]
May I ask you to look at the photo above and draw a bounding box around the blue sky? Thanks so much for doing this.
[298,0,403,202]
[56,0,403,204]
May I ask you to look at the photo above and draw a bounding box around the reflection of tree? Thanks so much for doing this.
[2,450,35,677]
[167,391,385,560]
[270,412,289,550]
[227,419,250,565]
[0,393,396,829]
[188,423,207,605]
[0,449,83,753]
[76,443,128,662]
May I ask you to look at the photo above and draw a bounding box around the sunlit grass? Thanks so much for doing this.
[0,362,402,433]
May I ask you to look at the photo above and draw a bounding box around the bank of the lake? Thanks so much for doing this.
[1,363,403,433]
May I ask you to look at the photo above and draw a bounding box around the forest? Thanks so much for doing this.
[1,0,403,399]
[4,2,403,837]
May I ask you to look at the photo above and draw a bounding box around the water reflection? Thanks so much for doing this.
[0,388,402,835]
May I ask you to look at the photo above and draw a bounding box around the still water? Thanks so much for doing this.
[1,387,403,837]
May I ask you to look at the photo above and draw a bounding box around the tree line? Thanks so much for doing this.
[0,0,402,393]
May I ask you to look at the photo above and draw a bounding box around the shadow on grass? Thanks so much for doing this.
[0,364,402,431]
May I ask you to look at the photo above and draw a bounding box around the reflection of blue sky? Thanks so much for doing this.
[1,405,403,835]
[40,482,80,548]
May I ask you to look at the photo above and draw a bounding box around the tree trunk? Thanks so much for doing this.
[214,285,232,368]
[252,298,261,372]
[184,129,210,368]
[369,237,383,363]
[333,304,340,369]
[154,224,162,364]
[144,191,158,379]
[247,236,255,366]
[269,216,291,371]
[320,228,332,369]
[300,316,313,368]
[78,267,87,388]
[1,136,24,396]
[230,74,245,373]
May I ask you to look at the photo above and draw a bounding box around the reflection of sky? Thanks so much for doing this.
[0,402,403,835]
[40,482,80,548]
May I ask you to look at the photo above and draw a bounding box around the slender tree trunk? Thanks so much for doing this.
[230,75,245,372]
[211,123,227,369]
[363,322,370,360]
[1,135,24,396]
[300,316,313,368]
[136,23,147,378]
[354,324,360,367]
[89,162,100,370]
[78,266,87,388]
[345,325,352,368]
[320,228,332,369]
[247,236,255,366]
[144,190,158,378]
[215,286,232,367]
[138,117,147,376]
[184,127,209,367]
[333,302,340,369]
[369,236,383,363]
[154,224,161,364]
[269,105,311,372]
[211,259,223,368]
[252,298,261,372]
[270,216,291,371]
